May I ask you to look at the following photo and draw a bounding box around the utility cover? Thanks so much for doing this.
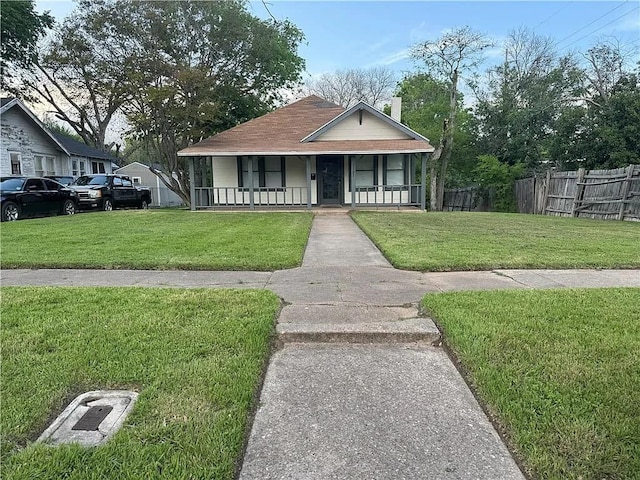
[37,390,138,447]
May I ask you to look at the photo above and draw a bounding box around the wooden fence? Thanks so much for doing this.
[515,164,640,221]
[443,186,494,212]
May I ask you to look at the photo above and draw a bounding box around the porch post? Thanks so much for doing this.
[350,155,356,208]
[305,156,312,209]
[420,153,427,211]
[189,158,196,211]
[248,156,255,210]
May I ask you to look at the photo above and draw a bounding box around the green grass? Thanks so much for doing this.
[422,288,640,480]
[0,210,313,270]
[1,286,280,479]
[352,212,640,271]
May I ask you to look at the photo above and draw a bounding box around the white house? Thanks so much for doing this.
[115,161,184,207]
[177,96,435,210]
[0,98,116,178]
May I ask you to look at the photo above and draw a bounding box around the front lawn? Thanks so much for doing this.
[0,210,313,270]
[1,286,279,479]
[352,212,640,271]
[422,288,640,480]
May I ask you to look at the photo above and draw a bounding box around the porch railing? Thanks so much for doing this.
[351,184,424,208]
[194,187,309,209]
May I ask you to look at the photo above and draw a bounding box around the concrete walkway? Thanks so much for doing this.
[2,212,639,479]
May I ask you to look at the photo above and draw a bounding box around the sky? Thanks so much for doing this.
[36,0,640,80]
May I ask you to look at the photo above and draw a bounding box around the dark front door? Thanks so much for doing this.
[317,155,343,205]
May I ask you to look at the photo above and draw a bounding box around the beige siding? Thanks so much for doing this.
[316,111,411,141]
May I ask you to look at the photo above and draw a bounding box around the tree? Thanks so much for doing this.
[304,67,396,109]
[121,0,305,205]
[474,28,584,171]
[411,26,493,210]
[393,73,480,187]
[0,0,53,95]
[19,0,136,152]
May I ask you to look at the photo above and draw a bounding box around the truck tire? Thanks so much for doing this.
[103,198,113,211]
[139,198,149,210]
[62,199,76,216]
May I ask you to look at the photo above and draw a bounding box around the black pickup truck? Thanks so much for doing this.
[69,174,152,211]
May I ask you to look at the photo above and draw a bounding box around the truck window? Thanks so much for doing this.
[122,178,133,187]
[113,177,123,186]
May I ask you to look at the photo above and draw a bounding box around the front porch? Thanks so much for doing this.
[189,153,428,210]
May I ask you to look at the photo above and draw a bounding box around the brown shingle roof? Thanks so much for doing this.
[178,95,434,156]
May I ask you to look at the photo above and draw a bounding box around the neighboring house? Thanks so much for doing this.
[115,162,184,207]
[0,97,116,178]
[177,95,435,210]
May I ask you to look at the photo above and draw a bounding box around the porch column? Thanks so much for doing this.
[189,158,196,211]
[420,153,427,211]
[248,156,255,210]
[350,155,356,209]
[305,156,312,209]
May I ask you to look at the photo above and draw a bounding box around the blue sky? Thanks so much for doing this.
[37,1,639,81]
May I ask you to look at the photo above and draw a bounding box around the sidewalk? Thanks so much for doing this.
[2,214,638,479]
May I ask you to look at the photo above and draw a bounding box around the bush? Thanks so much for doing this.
[473,155,524,212]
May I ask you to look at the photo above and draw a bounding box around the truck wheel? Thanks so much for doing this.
[2,202,20,221]
[139,199,149,210]
[62,199,76,216]
[103,199,113,211]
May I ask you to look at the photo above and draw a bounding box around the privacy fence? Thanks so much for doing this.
[515,164,640,221]
[443,186,494,212]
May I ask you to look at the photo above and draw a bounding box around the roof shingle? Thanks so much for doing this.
[178,95,434,156]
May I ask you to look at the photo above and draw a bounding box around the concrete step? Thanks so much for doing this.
[277,317,441,344]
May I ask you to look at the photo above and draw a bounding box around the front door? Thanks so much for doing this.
[317,155,343,205]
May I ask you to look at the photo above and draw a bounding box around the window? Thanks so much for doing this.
[24,178,45,190]
[349,155,378,190]
[237,156,285,188]
[72,160,79,176]
[122,177,133,187]
[34,155,44,176]
[79,161,86,176]
[132,177,141,185]
[92,161,106,174]
[384,154,408,188]
[44,179,62,190]
[10,152,22,175]
[113,176,123,186]
[45,157,55,175]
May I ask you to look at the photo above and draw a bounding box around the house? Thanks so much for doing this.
[177,95,435,210]
[115,161,184,207]
[0,97,116,178]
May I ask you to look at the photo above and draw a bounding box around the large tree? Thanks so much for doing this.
[304,67,396,109]
[474,28,584,171]
[18,0,305,205]
[411,26,492,210]
[0,0,53,95]
[121,0,305,205]
[393,73,480,187]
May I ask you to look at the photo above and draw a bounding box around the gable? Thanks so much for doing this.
[313,109,413,142]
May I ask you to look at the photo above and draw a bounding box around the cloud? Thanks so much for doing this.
[369,48,411,67]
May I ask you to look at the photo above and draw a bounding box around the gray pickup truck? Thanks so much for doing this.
[69,174,152,211]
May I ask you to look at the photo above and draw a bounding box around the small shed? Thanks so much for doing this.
[115,162,184,207]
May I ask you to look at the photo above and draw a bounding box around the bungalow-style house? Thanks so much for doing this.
[115,161,184,207]
[0,97,116,178]
[177,95,434,210]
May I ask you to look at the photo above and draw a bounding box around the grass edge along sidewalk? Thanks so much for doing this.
[1,286,280,480]
[0,210,313,271]
[422,287,640,480]
[352,211,640,271]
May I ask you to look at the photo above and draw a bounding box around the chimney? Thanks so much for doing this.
[391,97,402,122]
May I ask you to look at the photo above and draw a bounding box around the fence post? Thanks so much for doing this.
[189,159,196,211]
[618,164,634,220]
[542,169,552,215]
[571,168,586,217]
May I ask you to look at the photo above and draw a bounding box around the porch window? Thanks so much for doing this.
[92,161,106,174]
[35,155,44,176]
[72,160,79,176]
[79,161,86,176]
[384,154,408,188]
[238,156,285,189]
[10,152,22,175]
[349,155,378,190]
